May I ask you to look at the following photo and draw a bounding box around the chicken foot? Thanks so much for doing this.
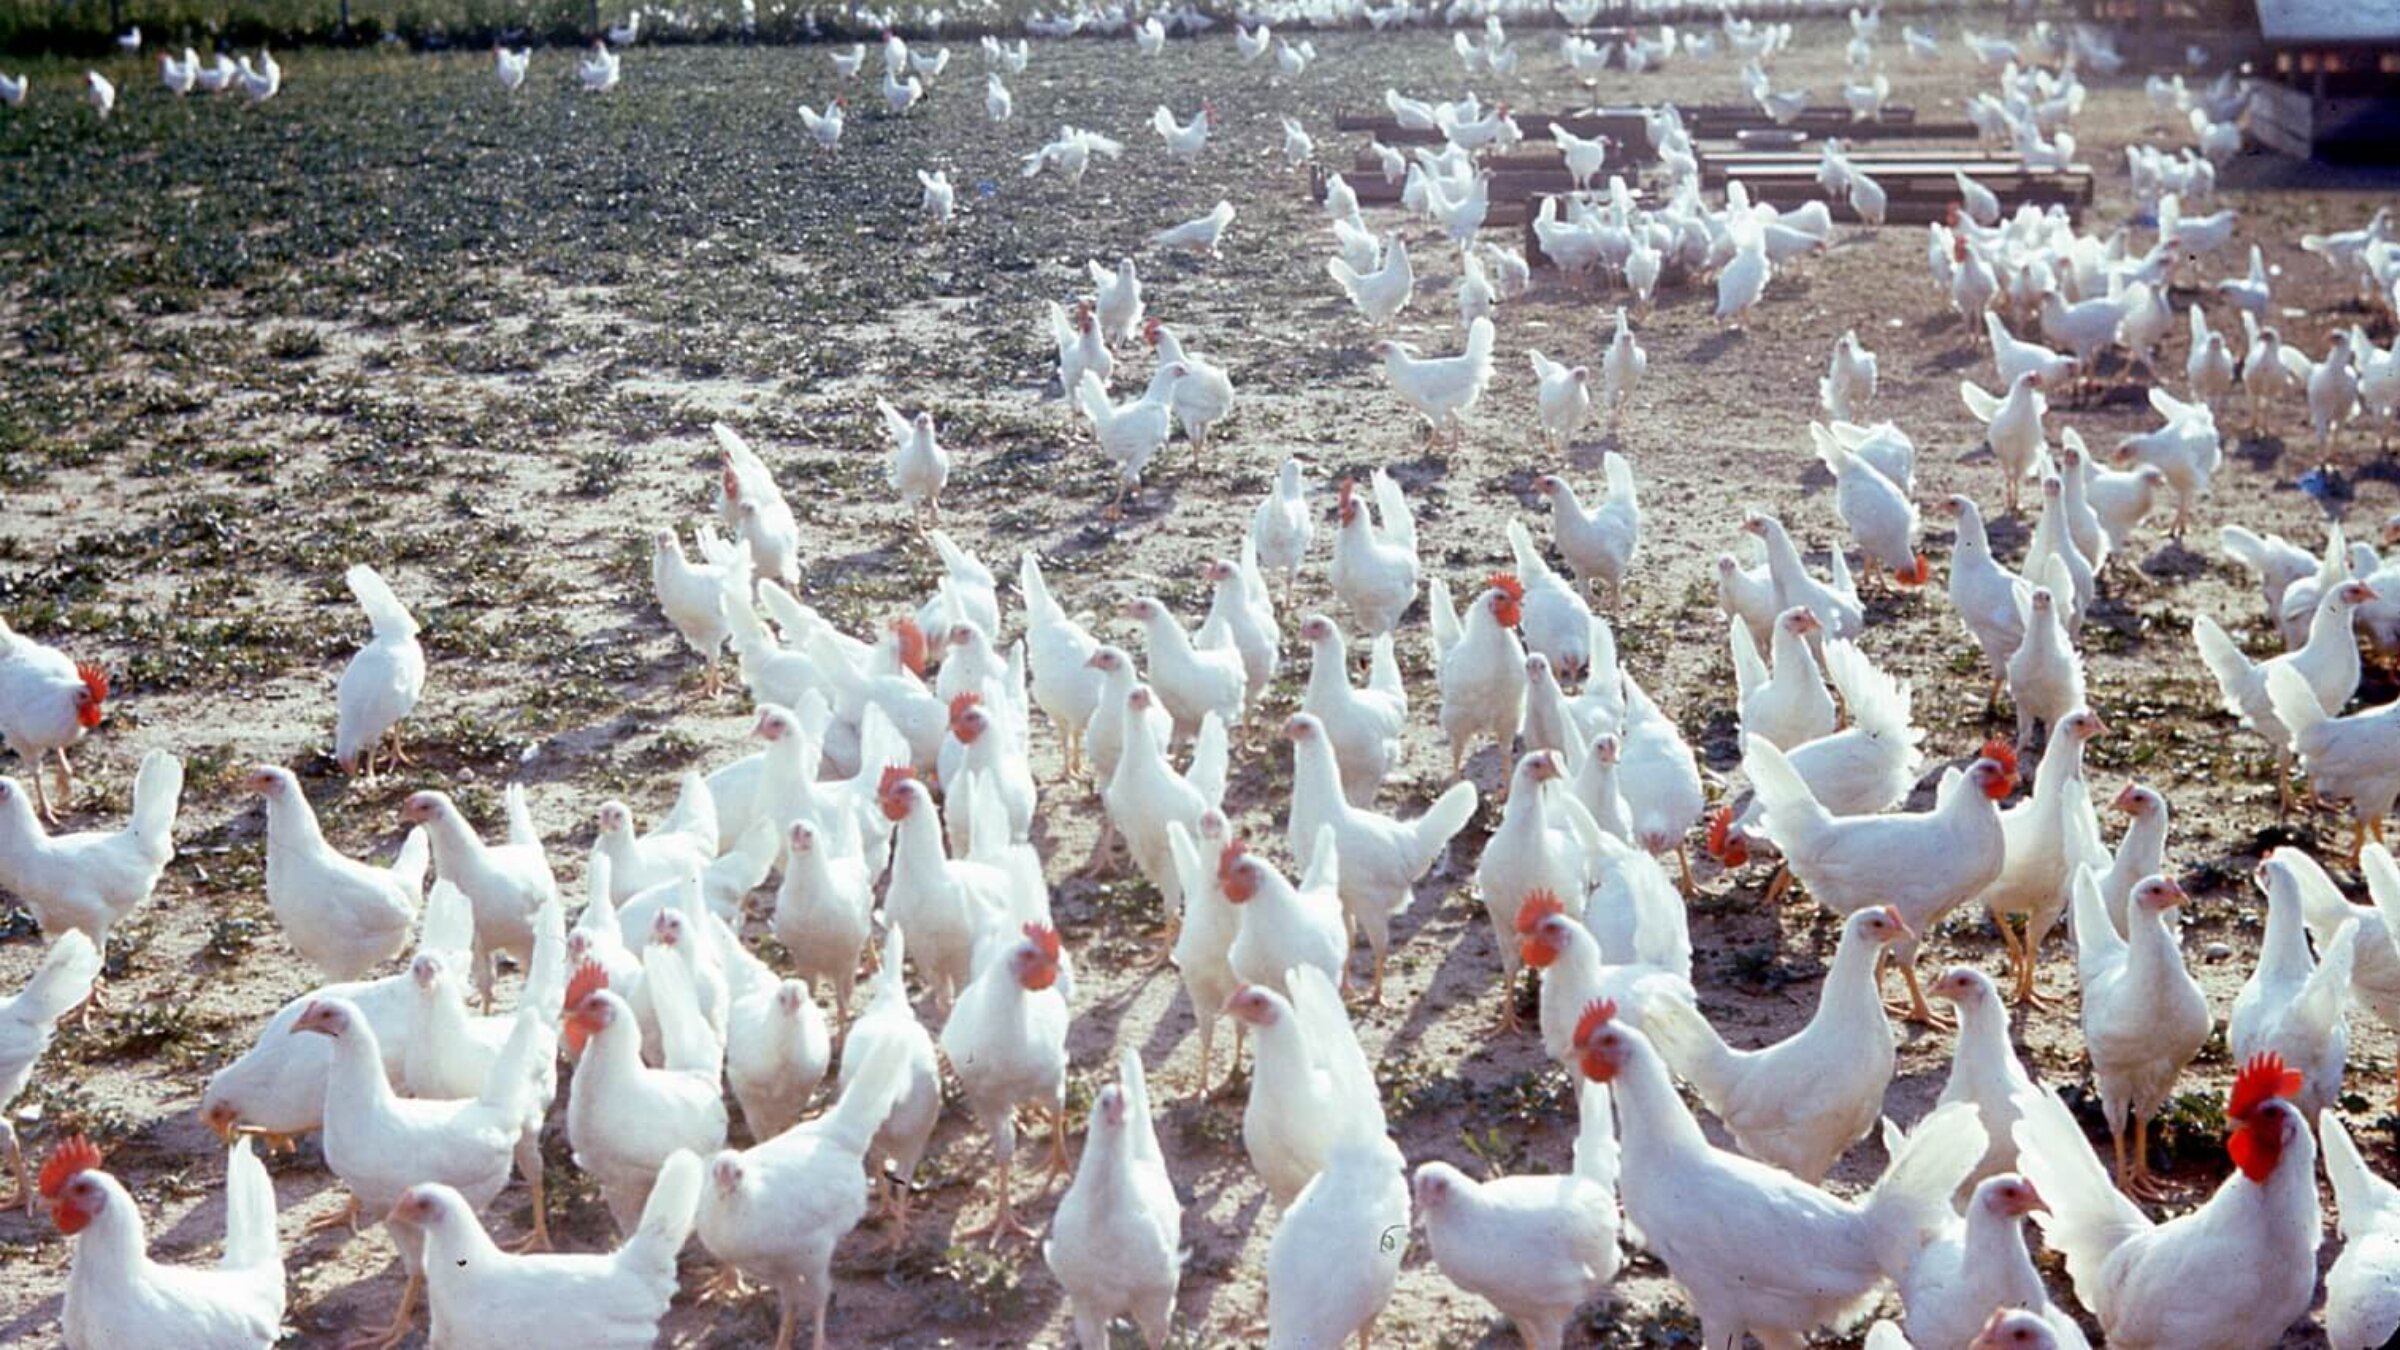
[1760,864,1795,907]
[306,1191,363,1236]
[2116,1111,2175,1202]
[1079,819,1123,879]
[345,1271,420,1350]
[1880,957,1952,1030]
[957,1155,1035,1246]
[697,1263,752,1304]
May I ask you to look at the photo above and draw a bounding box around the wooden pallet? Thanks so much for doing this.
[1714,159,2097,208]
[1313,165,1553,228]
[1351,146,1631,177]
[1334,111,1659,153]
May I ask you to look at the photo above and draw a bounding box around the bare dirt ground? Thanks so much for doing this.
[0,14,2395,1348]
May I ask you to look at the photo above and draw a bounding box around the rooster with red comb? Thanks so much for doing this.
[0,614,109,824]
[1431,571,1529,784]
[2010,1052,2321,1349]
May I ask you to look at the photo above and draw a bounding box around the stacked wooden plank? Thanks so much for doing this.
[1331,103,1977,149]
[1703,150,2095,223]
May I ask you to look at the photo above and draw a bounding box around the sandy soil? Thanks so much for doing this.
[0,13,2396,1349]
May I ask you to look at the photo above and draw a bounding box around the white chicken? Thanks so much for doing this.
[1250,458,1313,600]
[1018,550,1103,780]
[2268,662,2400,859]
[1327,232,1414,328]
[939,921,1070,1243]
[396,1147,699,1350]
[44,1135,285,1350]
[1044,1047,1183,1349]
[1431,573,1529,782]
[1640,906,1906,1183]
[1536,456,1641,610]
[697,1043,906,1350]
[1330,470,1422,638]
[2012,1053,2320,1349]
[1287,712,1477,1002]
[0,614,109,823]
[2323,1112,2400,1350]
[1144,318,1236,455]
[651,526,736,696]
[0,747,182,953]
[714,422,802,589]
[1928,965,2037,1185]
[1076,363,1183,519]
[1414,1076,1621,1350]
[592,777,716,903]
[402,785,553,1010]
[333,564,426,777]
[838,927,941,1239]
[562,965,728,1234]
[1371,315,1495,446]
[250,764,425,981]
[1527,350,1591,454]
[2228,852,2356,1119]
[1221,835,1348,1001]
[878,398,950,522]
[0,932,100,1212]
[1123,594,1244,743]
[2065,869,2211,1198]
[295,997,544,1342]
[1812,422,1926,586]
[1262,968,1408,1349]
[1743,735,2012,1021]
[1576,1004,1984,1350]
[1732,607,1836,751]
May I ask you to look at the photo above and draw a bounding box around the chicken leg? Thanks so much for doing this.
[1881,957,1952,1030]
[1044,1101,1072,1180]
[506,1147,550,1253]
[957,1154,1035,1245]
[53,747,76,821]
[1761,863,1795,907]
[1,1120,28,1215]
[2118,1109,2173,1201]
[346,1271,420,1350]
[306,1191,362,1236]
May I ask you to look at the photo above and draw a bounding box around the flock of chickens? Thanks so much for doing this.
[9,0,2400,1348]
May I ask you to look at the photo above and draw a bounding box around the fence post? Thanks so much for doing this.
[109,0,123,37]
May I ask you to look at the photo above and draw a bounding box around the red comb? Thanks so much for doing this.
[1572,998,1618,1048]
[1485,574,1526,603]
[1513,889,1567,936]
[73,663,108,728]
[1217,838,1250,886]
[2228,1052,2302,1122]
[563,960,608,1017]
[948,691,983,741]
[892,617,928,677]
[878,764,917,800]
[1339,477,1355,503]
[721,465,741,499]
[1022,922,1061,962]
[1977,738,2019,777]
[39,1135,102,1200]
